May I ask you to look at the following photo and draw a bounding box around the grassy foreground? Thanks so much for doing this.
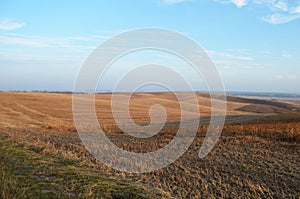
[0,134,170,199]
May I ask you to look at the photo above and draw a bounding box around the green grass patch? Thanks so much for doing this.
[0,134,169,199]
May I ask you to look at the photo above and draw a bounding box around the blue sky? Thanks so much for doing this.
[0,0,299,92]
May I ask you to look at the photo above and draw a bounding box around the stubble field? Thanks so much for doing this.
[0,92,299,198]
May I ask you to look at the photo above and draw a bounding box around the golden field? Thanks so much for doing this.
[0,92,299,198]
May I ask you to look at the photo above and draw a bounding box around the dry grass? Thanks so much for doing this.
[0,92,299,198]
[0,134,172,199]
[0,92,277,126]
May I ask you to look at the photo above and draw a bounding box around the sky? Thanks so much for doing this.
[0,0,299,93]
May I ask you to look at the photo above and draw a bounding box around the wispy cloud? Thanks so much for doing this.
[0,35,47,47]
[257,1,300,24]
[215,0,248,8]
[291,5,300,14]
[0,50,85,63]
[0,18,26,30]
[215,0,300,24]
[206,49,253,61]
[270,0,288,11]
[0,33,109,63]
[0,33,105,49]
[205,49,275,72]
[262,13,300,24]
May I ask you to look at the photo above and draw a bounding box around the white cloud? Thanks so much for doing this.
[262,13,300,24]
[291,5,300,14]
[214,0,248,7]
[271,0,288,11]
[259,1,300,24]
[0,18,25,30]
[231,0,248,8]
[215,0,300,24]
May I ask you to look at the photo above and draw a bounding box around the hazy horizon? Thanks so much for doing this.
[1,89,300,96]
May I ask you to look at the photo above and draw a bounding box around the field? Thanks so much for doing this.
[0,92,299,198]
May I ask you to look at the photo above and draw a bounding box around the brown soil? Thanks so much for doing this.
[0,92,299,198]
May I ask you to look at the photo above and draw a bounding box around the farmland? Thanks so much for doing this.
[0,92,299,198]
